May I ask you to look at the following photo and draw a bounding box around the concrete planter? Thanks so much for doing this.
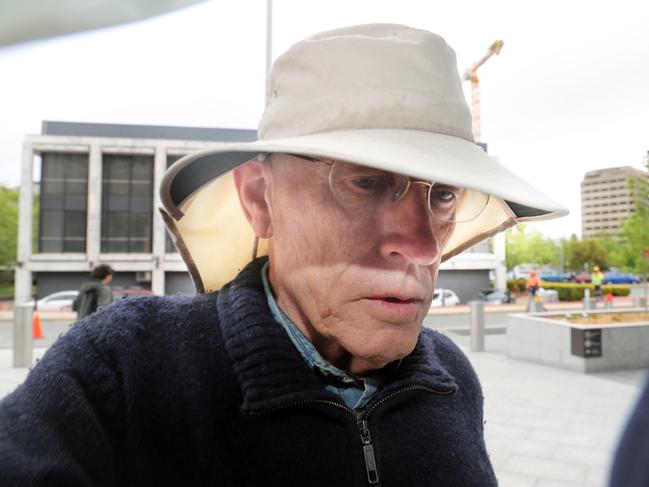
[507,309,649,373]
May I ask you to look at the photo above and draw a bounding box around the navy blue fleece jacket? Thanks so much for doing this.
[0,258,496,486]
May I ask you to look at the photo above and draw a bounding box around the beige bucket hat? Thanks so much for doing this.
[160,23,568,293]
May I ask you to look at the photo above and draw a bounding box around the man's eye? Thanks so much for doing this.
[432,189,456,201]
[352,176,387,191]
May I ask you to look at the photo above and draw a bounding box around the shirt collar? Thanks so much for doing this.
[261,261,362,385]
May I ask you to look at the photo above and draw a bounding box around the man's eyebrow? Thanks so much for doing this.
[433,183,462,190]
[288,154,317,162]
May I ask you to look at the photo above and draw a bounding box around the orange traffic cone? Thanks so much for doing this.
[32,311,45,339]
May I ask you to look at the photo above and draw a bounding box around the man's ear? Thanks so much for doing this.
[233,159,273,239]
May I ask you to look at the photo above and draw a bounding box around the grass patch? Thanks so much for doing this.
[554,312,649,325]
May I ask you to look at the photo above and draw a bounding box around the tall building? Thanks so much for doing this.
[15,121,505,304]
[581,166,648,238]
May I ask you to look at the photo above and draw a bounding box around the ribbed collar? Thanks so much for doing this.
[217,257,458,415]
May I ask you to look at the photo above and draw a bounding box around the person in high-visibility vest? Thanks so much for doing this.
[591,266,605,301]
[526,270,542,301]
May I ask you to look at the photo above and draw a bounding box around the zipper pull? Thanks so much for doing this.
[359,420,379,484]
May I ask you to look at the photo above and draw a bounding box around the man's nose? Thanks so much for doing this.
[378,185,452,266]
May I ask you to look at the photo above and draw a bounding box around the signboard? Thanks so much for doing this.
[571,328,602,358]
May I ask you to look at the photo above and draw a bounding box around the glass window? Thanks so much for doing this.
[38,153,88,253]
[101,154,153,253]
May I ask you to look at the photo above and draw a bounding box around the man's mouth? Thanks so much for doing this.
[369,296,420,305]
[364,296,423,319]
[382,297,416,304]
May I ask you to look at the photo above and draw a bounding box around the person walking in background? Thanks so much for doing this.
[591,266,604,302]
[525,270,546,311]
[72,264,113,319]
[526,270,541,299]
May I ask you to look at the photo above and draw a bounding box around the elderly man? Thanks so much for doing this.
[0,24,565,485]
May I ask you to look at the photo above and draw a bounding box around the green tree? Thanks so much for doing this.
[0,187,38,297]
[566,238,609,272]
[594,231,623,269]
[616,161,649,274]
[0,185,19,269]
[559,234,577,271]
[505,224,561,269]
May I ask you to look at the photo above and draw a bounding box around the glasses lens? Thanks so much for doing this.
[327,159,490,223]
[329,161,409,209]
[428,183,490,223]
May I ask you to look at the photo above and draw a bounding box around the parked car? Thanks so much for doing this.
[25,288,153,312]
[573,272,591,284]
[112,288,154,301]
[430,289,460,307]
[26,290,79,311]
[538,271,572,283]
[507,264,535,281]
[473,288,516,305]
[603,272,641,284]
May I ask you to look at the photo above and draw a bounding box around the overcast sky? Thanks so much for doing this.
[0,0,647,239]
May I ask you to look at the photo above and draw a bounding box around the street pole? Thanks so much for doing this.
[13,303,33,367]
[642,200,649,314]
[265,0,273,75]
[642,249,649,314]
[469,301,485,352]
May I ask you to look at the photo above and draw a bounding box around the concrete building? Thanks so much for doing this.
[15,121,505,304]
[581,166,648,238]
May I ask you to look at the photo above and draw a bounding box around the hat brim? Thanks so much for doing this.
[160,129,568,292]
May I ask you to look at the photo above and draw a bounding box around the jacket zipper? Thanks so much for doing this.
[251,384,454,485]
[360,418,379,484]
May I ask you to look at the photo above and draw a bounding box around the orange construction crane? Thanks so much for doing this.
[463,40,504,144]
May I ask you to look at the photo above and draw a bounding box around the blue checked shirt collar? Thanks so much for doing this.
[261,262,382,410]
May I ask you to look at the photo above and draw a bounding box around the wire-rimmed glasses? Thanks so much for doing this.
[281,154,490,223]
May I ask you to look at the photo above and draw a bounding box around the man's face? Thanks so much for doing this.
[264,155,455,375]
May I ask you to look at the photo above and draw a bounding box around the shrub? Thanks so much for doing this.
[507,280,631,300]
[507,279,527,293]
[539,282,631,301]
[602,284,631,297]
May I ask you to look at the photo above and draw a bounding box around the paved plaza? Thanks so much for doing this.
[449,332,644,487]
[0,314,646,486]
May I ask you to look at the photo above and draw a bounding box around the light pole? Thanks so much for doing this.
[640,156,648,313]
[265,0,273,75]
[637,199,649,314]
[641,251,648,314]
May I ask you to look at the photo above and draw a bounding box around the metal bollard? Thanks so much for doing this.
[583,289,596,311]
[13,304,33,368]
[633,297,646,308]
[469,301,485,352]
[527,299,546,313]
